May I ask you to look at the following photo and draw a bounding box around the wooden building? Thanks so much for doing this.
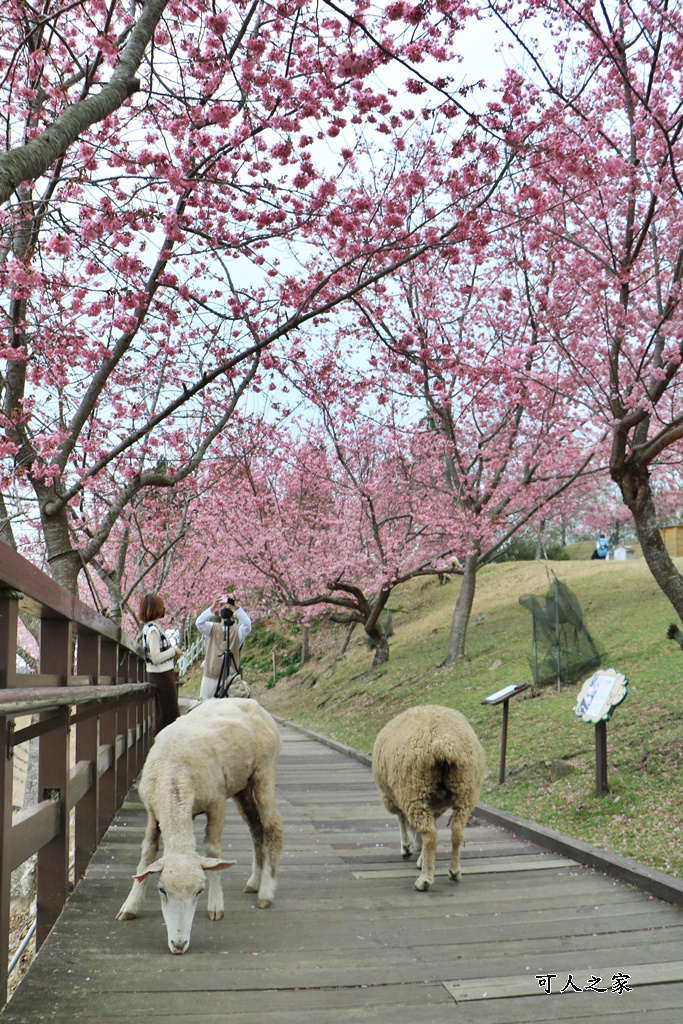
[660,524,683,557]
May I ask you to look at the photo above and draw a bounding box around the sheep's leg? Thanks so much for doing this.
[204,801,227,921]
[448,806,470,882]
[233,789,263,896]
[397,813,413,858]
[253,806,282,913]
[413,830,424,867]
[257,807,283,908]
[116,814,160,920]
[407,808,438,891]
[236,778,283,909]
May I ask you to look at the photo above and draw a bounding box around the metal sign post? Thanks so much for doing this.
[482,683,531,784]
[573,669,629,795]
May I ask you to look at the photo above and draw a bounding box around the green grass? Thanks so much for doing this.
[237,557,683,878]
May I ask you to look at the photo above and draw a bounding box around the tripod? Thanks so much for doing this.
[214,607,240,698]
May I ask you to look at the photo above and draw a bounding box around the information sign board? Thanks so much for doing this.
[573,669,628,724]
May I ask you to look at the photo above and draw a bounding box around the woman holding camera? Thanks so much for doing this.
[196,593,252,699]
[139,593,183,734]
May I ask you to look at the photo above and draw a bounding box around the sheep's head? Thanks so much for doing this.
[136,851,235,954]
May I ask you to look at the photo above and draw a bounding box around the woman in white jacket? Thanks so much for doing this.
[139,593,182,734]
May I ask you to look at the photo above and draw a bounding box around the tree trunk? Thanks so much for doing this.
[365,588,391,667]
[617,465,683,618]
[338,621,357,656]
[38,490,82,594]
[368,627,390,667]
[535,520,545,559]
[444,553,479,664]
[611,519,621,548]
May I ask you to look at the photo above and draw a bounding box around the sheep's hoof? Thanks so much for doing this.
[243,883,258,893]
[209,909,224,921]
[116,910,136,921]
[414,877,431,891]
[401,846,413,860]
[448,868,462,883]
[256,897,272,909]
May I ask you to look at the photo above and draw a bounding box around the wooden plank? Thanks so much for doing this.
[351,856,574,878]
[438,987,683,1024]
[0,682,152,716]
[69,759,94,810]
[9,797,60,870]
[444,960,683,1001]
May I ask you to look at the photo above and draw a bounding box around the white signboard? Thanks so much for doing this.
[482,683,530,705]
[485,684,518,703]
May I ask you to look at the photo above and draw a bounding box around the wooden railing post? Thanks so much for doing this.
[36,618,73,949]
[127,698,137,790]
[75,633,100,883]
[137,684,153,776]
[0,589,18,998]
[132,652,150,779]
[98,642,118,841]
[120,651,133,684]
[116,649,129,807]
[0,589,19,690]
[0,718,13,1006]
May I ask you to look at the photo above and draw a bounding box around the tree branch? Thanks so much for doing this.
[0,0,169,204]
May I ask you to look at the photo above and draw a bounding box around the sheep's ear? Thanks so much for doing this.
[134,859,164,881]
[199,857,236,872]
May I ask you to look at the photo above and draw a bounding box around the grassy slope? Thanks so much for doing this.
[185,557,683,877]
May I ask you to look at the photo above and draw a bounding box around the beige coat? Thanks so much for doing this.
[203,620,242,680]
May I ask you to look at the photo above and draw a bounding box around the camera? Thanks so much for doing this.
[220,598,236,627]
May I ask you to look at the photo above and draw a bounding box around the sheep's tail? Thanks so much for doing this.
[430,731,475,769]
[432,737,485,806]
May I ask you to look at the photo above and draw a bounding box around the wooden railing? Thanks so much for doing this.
[0,543,154,1007]
[177,632,205,677]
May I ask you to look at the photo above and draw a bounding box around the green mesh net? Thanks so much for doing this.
[519,577,603,687]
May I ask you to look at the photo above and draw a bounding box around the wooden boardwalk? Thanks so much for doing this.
[2,721,683,1023]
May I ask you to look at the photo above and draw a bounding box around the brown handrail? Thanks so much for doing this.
[0,543,154,1007]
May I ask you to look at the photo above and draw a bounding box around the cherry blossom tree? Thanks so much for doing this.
[1,0,506,594]
[488,0,683,622]
[193,414,462,666]
[304,239,596,662]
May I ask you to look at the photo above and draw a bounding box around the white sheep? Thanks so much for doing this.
[116,698,283,954]
[372,704,485,891]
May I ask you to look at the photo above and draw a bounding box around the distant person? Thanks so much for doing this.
[139,594,183,734]
[591,532,610,560]
[196,593,252,699]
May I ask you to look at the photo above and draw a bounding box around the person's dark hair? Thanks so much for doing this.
[139,594,165,622]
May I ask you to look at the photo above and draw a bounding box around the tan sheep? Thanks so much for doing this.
[372,704,486,891]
